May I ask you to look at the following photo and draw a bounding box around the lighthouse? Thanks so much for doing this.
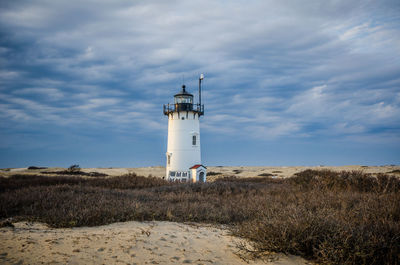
[163,74,207,182]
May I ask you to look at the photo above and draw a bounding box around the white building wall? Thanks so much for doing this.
[166,111,201,179]
[191,167,207,183]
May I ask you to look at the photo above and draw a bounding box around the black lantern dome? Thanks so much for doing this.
[164,84,204,116]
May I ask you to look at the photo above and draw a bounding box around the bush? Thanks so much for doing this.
[68,164,80,172]
[0,173,168,192]
[215,176,282,184]
[258,173,274,177]
[28,166,47,170]
[233,189,400,264]
[206,171,221,176]
[290,169,400,193]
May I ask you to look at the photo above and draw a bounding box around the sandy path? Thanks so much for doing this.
[0,221,307,265]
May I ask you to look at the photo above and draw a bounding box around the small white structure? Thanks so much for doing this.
[163,75,206,182]
[190,164,207,183]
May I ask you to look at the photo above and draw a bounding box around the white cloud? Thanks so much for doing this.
[244,122,302,139]
[334,122,365,134]
[13,87,64,100]
[0,71,20,80]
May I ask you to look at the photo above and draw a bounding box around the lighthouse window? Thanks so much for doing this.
[175,96,193,104]
[176,172,181,177]
[169,171,175,177]
[192,135,196,145]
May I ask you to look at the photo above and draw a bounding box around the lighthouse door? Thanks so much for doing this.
[199,171,205,182]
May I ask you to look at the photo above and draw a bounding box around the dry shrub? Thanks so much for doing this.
[215,176,282,184]
[28,166,47,170]
[0,173,168,192]
[290,169,400,193]
[234,170,400,265]
[206,171,221,176]
[41,170,108,177]
[0,181,264,227]
[0,170,399,264]
[258,173,274,177]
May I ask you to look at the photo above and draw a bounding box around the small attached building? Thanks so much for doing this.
[190,164,207,183]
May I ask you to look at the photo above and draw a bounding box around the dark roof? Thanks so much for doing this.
[190,164,207,169]
[174,85,193,97]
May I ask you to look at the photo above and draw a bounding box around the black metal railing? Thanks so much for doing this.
[163,103,204,116]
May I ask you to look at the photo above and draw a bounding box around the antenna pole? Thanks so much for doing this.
[199,74,204,112]
[199,77,201,107]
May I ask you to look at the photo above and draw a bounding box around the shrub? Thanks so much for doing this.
[290,169,400,193]
[206,171,221,176]
[258,173,274,177]
[215,176,282,184]
[28,166,47,170]
[0,173,168,192]
[68,164,80,172]
[233,189,400,264]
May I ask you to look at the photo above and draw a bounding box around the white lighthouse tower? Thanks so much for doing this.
[163,74,207,182]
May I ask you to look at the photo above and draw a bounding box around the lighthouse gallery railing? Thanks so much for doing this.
[163,103,204,116]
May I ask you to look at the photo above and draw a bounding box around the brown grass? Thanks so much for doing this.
[0,173,166,192]
[41,170,108,177]
[0,170,399,264]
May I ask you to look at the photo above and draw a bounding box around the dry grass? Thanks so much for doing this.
[0,173,167,192]
[233,170,400,264]
[0,170,399,264]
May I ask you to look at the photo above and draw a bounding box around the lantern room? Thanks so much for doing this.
[163,84,204,116]
[174,85,193,104]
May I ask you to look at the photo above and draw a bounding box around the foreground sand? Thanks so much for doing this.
[0,221,308,265]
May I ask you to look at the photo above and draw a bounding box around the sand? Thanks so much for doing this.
[0,221,308,265]
[78,165,400,180]
[2,165,398,180]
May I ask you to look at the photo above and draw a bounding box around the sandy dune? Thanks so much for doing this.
[0,221,307,265]
[79,165,400,180]
[1,165,399,180]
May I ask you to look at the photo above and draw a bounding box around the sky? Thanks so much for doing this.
[0,0,399,168]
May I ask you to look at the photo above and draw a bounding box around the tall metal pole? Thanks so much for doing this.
[198,78,201,108]
[199,74,204,112]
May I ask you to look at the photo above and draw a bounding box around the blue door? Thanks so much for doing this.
[199,171,205,182]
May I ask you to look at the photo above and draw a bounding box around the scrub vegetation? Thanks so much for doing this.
[0,170,399,265]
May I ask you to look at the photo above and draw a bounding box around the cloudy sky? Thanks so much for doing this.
[0,0,399,168]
